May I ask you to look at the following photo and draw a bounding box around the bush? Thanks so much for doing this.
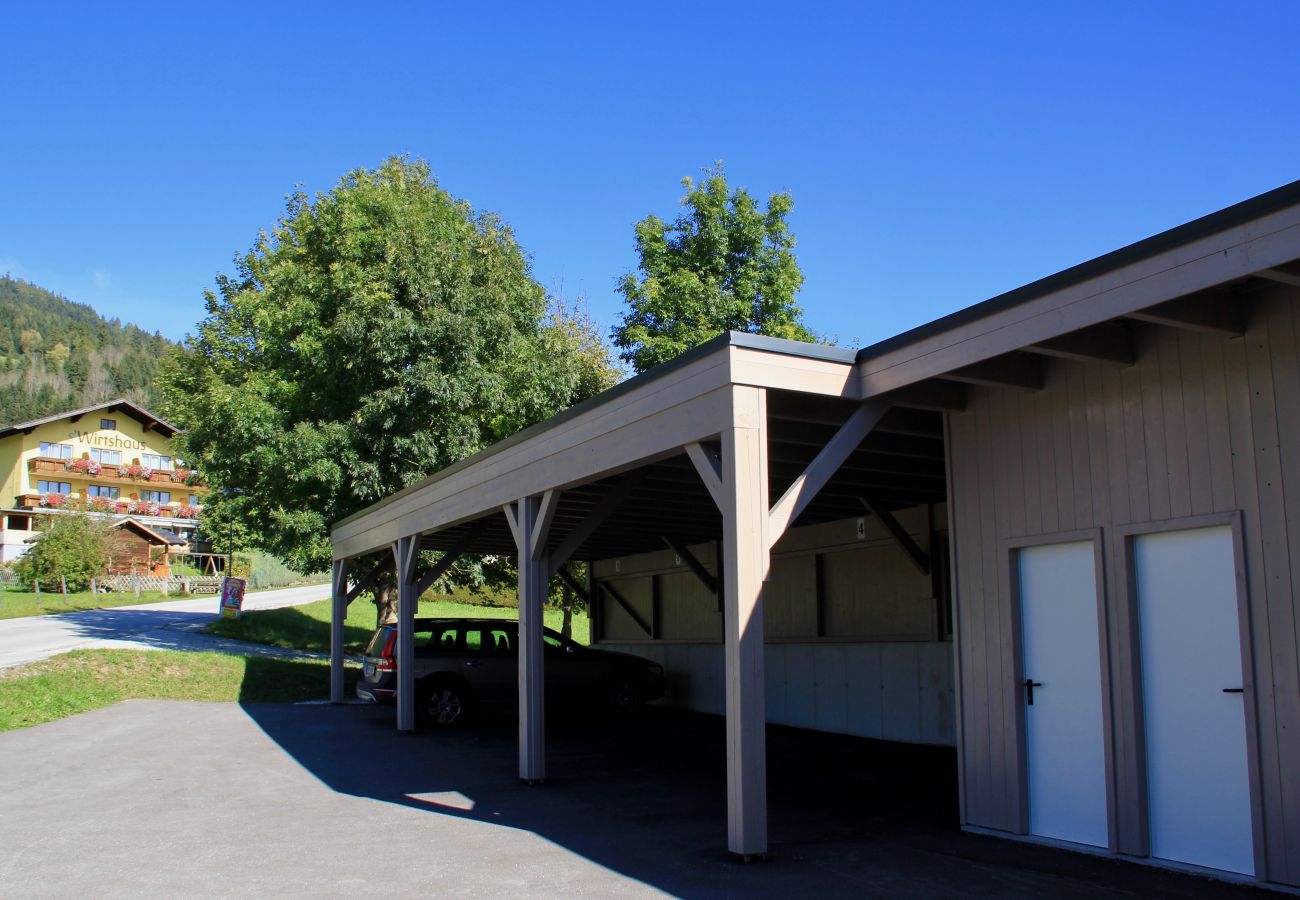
[229,551,323,590]
[13,514,117,591]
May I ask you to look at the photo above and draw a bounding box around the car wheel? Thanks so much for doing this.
[604,675,642,713]
[418,680,470,728]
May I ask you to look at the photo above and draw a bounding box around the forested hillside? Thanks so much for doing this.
[0,276,180,426]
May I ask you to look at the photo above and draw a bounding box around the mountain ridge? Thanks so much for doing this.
[0,275,181,427]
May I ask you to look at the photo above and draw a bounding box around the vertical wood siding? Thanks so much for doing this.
[948,285,1300,885]
[601,640,955,746]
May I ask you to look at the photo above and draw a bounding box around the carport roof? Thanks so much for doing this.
[332,177,1300,563]
[332,332,859,533]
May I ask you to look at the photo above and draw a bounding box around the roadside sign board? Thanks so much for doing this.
[220,577,247,620]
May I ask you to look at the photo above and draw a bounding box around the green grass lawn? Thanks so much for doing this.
[0,585,176,620]
[208,596,592,654]
[0,648,360,732]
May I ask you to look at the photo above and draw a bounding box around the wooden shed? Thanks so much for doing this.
[107,518,185,576]
[330,179,1300,888]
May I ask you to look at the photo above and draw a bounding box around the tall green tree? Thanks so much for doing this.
[612,164,814,374]
[14,514,123,592]
[161,157,618,621]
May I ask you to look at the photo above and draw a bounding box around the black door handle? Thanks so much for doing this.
[1223,687,1243,694]
[1023,679,1043,705]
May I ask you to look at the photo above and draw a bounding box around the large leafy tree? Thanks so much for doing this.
[612,165,814,374]
[162,157,618,620]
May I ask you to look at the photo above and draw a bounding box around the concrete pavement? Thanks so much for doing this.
[0,582,330,669]
[0,700,1275,898]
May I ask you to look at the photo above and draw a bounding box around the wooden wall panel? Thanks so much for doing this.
[604,640,954,747]
[658,570,720,640]
[764,554,817,639]
[949,286,1300,885]
[822,545,933,640]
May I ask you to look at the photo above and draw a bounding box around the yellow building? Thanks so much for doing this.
[0,399,207,562]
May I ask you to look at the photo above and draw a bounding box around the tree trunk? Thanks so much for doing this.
[561,580,573,641]
[373,568,399,626]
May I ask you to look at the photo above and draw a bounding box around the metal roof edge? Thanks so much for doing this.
[855,177,1300,364]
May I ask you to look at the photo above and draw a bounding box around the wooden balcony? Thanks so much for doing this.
[26,457,207,491]
[12,491,204,519]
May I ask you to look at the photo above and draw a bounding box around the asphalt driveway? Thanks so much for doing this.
[0,700,1274,898]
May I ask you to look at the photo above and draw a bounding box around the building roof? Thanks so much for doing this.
[113,517,187,546]
[856,177,1300,364]
[0,398,180,440]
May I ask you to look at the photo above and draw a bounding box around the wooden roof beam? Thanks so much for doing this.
[1025,322,1135,367]
[1126,289,1244,336]
[881,380,966,412]
[1254,261,1300,287]
[860,497,929,575]
[939,352,1043,391]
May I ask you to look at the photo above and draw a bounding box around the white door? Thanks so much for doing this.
[1135,525,1254,875]
[1019,541,1109,847]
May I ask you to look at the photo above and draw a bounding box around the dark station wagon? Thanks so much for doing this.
[357,618,666,727]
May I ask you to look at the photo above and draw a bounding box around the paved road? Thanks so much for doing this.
[0,582,330,669]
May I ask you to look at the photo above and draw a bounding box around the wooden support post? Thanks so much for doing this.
[61,575,68,602]
[34,579,40,606]
[508,495,554,783]
[768,400,889,543]
[90,577,97,597]
[330,558,348,704]
[720,384,769,858]
[393,535,421,732]
[413,519,491,597]
[344,560,385,605]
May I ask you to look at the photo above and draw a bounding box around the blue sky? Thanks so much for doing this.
[3,2,1298,348]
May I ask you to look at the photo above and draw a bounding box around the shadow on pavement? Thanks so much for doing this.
[238,700,1272,898]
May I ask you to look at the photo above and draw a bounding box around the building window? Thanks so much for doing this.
[37,480,72,494]
[141,454,172,471]
[89,485,121,499]
[6,514,32,530]
[39,442,73,459]
[100,418,116,430]
[188,495,199,505]
[91,449,122,466]
[141,490,171,504]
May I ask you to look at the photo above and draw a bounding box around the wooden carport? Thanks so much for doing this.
[328,332,952,857]
[331,178,1300,872]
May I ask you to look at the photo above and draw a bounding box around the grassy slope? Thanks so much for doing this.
[0,649,360,732]
[208,596,592,653]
